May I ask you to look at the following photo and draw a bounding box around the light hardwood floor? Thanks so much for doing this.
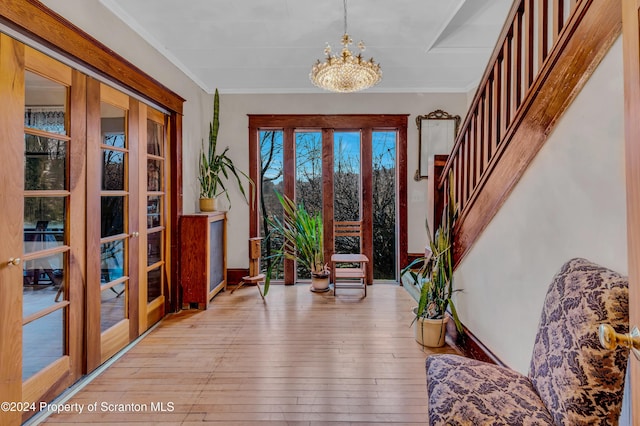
[43,283,458,425]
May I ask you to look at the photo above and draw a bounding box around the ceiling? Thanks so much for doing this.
[99,0,513,94]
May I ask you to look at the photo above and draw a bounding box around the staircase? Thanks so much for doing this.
[439,0,621,264]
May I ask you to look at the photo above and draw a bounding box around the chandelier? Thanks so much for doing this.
[309,0,382,93]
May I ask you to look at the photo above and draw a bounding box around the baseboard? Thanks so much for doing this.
[227,268,249,286]
[406,252,425,266]
[446,319,506,367]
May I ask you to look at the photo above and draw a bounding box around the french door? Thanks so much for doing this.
[249,115,408,285]
[86,82,169,368]
[0,37,85,424]
[86,82,140,366]
[0,36,171,424]
[142,107,169,331]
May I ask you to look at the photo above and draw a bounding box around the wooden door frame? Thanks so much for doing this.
[622,1,639,423]
[0,33,26,426]
[86,77,102,370]
[248,115,408,285]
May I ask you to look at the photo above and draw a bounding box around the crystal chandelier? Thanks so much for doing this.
[309,0,382,93]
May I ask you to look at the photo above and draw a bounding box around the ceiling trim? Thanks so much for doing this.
[218,86,473,95]
[100,0,213,93]
[428,47,493,54]
[1,0,184,112]
[425,0,467,52]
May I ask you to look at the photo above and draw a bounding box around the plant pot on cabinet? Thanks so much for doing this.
[412,307,448,347]
[199,197,216,212]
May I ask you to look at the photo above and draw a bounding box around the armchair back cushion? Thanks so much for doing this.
[528,258,629,425]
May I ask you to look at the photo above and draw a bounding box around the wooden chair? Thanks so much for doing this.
[332,221,367,297]
[231,237,266,301]
[334,221,362,240]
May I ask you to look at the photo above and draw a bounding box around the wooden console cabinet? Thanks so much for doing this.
[179,211,227,309]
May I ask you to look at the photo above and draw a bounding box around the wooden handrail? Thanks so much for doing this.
[437,0,621,264]
[441,0,582,192]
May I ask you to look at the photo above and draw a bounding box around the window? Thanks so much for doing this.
[249,115,408,284]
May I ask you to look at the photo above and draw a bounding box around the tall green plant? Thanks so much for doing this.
[264,193,328,295]
[198,88,252,208]
[401,172,463,333]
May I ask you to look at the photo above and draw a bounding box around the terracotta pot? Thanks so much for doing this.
[412,307,448,347]
[199,197,216,212]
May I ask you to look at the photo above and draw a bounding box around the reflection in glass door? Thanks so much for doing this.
[23,71,70,382]
[142,107,167,329]
[95,84,137,363]
[13,46,85,418]
[100,102,128,332]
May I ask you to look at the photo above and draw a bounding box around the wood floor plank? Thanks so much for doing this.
[42,284,458,424]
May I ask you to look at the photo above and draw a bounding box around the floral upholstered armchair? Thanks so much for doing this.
[425,258,630,425]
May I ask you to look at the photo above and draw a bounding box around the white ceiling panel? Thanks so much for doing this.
[99,0,513,94]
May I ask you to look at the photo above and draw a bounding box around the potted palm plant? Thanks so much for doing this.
[198,88,252,211]
[401,173,463,347]
[264,192,330,294]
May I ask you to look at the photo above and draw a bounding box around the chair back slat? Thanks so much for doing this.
[334,221,362,238]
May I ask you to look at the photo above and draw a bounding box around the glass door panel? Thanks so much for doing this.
[372,131,398,280]
[24,135,66,190]
[250,116,406,288]
[22,69,71,386]
[259,130,284,279]
[334,131,361,255]
[98,96,131,359]
[143,109,167,328]
[295,131,322,279]
[295,131,323,214]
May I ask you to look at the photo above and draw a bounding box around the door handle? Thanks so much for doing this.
[599,324,640,361]
[7,257,21,266]
[130,231,140,238]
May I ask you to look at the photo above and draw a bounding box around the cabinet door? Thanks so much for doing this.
[209,218,225,293]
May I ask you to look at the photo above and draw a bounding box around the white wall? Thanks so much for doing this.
[211,93,467,267]
[454,37,627,373]
[38,0,214,203]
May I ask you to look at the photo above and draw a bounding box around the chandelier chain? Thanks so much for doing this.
[343,0,348,35]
